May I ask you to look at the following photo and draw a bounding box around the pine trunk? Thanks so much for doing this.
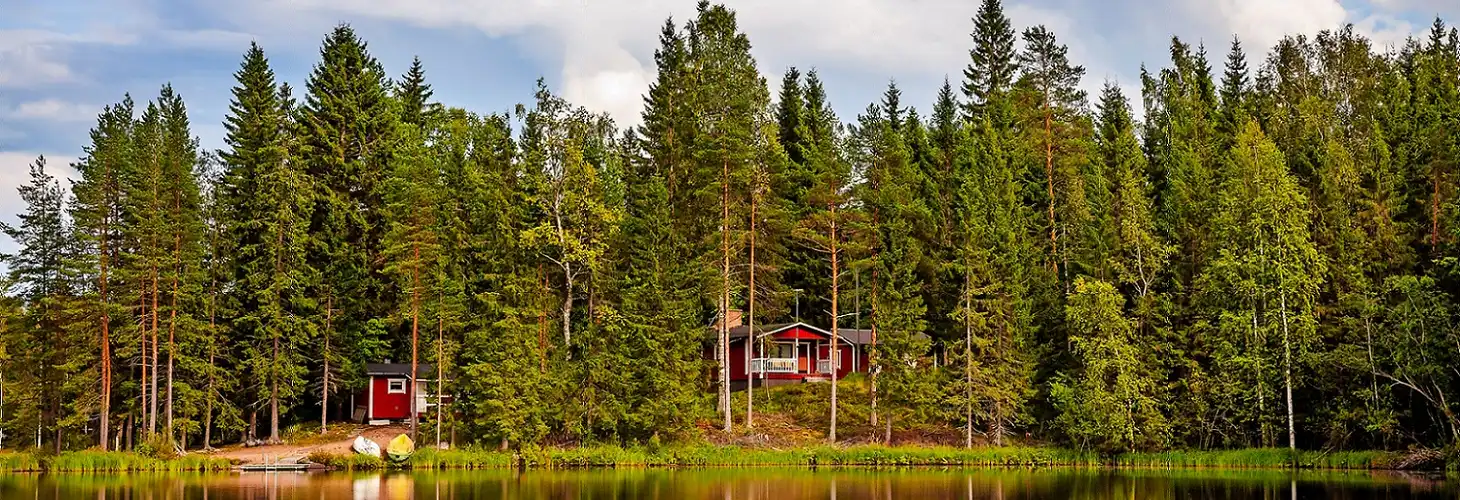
[150,265,160,437]
[870,266,879,431]
[746,194,757,429]
[829,204,839,443]
[167,258,178,439]
[720,157,732,433]
[1044,100,1058,275]
[269,212,284,445]
[321,296,332,434]
[98,224,112,451]
[964,260,973,449]
[411,243,421,443]
[436,291,445,449]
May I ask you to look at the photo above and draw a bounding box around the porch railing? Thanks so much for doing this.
[817,359,833,374]
[751,357,798,374]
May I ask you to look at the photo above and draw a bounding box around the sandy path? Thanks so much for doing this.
[211,425,408,464]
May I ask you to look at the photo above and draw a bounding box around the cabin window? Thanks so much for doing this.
[777,344,794,358]
[387,379,407,394]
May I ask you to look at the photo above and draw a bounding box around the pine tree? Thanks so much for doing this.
[223,47,316,443]
[384,122,443,443]
[687,1,768,432]
[299,24,397,395]
[69,97,136,450]
[1217,36,1250,146]
[396,56,438,128]
[963,0,1019,124]
[151,84,206,444]
[795,70,857,441]
[954,118,1038,447]
[1,156,85,450]
[1015,25,1092,283]
[855,86,933,442]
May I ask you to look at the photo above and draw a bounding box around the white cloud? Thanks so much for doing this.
[0,43,74,88]
[6,99,97,123]
[0,28,137,88]
[0,151,78,254]
[244,0,1002,125]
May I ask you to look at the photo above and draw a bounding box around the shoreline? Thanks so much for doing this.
[6,445,1445,473]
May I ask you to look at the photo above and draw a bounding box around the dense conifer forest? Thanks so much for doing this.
[4,0,1460,455]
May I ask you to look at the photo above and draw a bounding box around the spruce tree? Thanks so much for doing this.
[299,24,397,391]
[396,56,437,128]
[963,0,1019,124]
[2,156,85,450]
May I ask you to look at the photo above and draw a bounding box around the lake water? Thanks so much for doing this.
[0,468,1454,499]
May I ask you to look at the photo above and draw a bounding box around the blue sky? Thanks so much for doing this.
[1,0,1455,252]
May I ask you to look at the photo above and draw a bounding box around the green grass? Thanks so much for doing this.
[0,452,43,472]
[1111,448,1399,470]
[43,451,232,472]
[305,450,386,471]
[0,445,1434,472]
[389,445,1432,470]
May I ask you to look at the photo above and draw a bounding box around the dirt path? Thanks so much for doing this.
[211,425,409,464]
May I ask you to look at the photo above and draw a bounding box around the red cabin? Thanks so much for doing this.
[357,363,449,423]
[706,321,886,390]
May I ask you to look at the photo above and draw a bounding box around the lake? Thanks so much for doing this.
[0,468,1454,499]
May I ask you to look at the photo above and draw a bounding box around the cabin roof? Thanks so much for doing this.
[365,363,436,378]
[724,322,903,346]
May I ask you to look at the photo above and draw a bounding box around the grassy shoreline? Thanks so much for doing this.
[0,446,1440,472]
[0,451,233,472]
[334,445,1429,471]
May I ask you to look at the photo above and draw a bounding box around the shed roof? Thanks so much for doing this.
[365,363,436,378]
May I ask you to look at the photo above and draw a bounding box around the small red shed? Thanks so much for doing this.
[359,363,447,423]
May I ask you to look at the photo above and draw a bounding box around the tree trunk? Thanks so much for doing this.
[721,157,732,433]
[270,325,280,444]
[322,295,332,434]
[436,291,445,449]
[203,346,214,450]
[747,194,757,429]
[870,267,878,430]
[269,217,284,445]
[98,245,112,451]
[1280,287,1295,450]
[964,259,973,449]
[560,277,574,351]
[167,265,177,440]
[411,243,422,444]
[150,265,160,437]
[829,205,839,443]
[1044,99,1058,275]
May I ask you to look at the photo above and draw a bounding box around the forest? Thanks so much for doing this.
[2,0,1460,456]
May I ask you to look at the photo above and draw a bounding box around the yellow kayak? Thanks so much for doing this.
[386,434,414,462]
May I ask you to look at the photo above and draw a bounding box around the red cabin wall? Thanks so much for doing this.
[816,345,857,378]
[370,376,412,420]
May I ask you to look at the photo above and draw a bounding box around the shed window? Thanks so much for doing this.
[387,379,407,394]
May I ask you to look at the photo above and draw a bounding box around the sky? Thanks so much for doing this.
[1,0,1456,253]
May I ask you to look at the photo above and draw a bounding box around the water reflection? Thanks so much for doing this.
[0,468,1453,499]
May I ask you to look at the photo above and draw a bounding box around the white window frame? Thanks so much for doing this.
[387,378,407,394]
